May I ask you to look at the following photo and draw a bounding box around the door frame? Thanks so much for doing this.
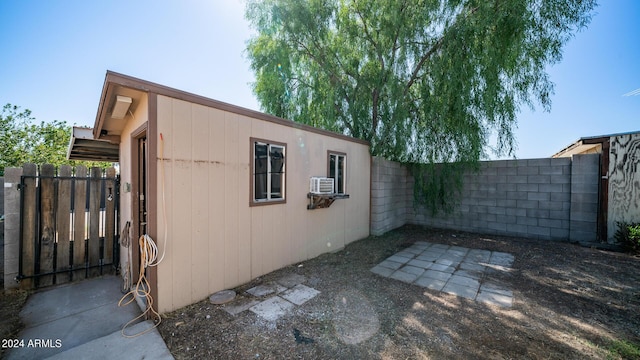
[130,94,159,313]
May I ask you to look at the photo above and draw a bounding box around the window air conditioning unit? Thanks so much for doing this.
[310,177,334,194]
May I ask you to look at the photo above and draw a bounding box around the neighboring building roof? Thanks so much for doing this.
[67,126,119,162]
[552,130,640,158]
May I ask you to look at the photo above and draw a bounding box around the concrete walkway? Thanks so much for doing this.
[5,276,174,360]
[371,241,514,307]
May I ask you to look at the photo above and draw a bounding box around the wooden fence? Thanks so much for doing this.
[17,164,119,289]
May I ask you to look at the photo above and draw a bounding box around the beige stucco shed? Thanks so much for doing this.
[70,71,371,313]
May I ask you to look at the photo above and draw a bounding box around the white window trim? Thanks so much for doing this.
[328,151,346,194]
[252,139,286,205]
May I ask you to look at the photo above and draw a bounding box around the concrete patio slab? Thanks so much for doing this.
[371,241,515,308]
[46,320,173,360]
[5,276,173,360]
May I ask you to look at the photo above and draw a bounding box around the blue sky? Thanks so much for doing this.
[0,0,638,159]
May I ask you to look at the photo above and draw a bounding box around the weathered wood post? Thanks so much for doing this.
[104,167,116,273]
[73,166,87,279]
[39,164,56,287]
[56,165,72,284]
[20,164,37,289]
[88,167,101,277]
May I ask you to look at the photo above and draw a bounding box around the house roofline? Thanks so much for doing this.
[93,70,370,146]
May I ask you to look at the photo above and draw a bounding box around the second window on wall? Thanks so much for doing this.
[253,139,286,204]
[328,151,346,194]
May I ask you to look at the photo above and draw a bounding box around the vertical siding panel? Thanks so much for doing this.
[291,132,308,263]
[156,96,173,312]
[224,113,240,288]
[158,145,174,311]
[261,209,274,273]
[237,116,252,284]
[171,99,193,308]
[191,104,209,301]
[208,108,226,293]
[273,205,288,269]
[251,207,263,277]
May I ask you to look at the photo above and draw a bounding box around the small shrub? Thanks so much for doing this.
[608,339,640,359]
[614,222,640,253]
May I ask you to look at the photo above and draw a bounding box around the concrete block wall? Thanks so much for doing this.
[408,158,573,240]
[371,155,600,243]
[569,154,600,243]
[370,157,412,236]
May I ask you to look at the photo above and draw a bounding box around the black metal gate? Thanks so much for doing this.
[17,164,120,289]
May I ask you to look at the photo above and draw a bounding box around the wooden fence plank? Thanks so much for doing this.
[20,164,37,289]
[39,164,56,287]
[55,166,72,284]
[88,167,101,276]
[73,166,87,279]
[104,167,116,273]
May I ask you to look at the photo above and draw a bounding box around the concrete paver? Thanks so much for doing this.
[219,275,321,322]
[414,276,446,291]
[443,282,479,300]
[280,284,320,305]
[249,296,294,321]
[371,241,515,307]
[390,269,420,283]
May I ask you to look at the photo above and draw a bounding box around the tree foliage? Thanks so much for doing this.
[245,0,596,212]
[0,103,108,175]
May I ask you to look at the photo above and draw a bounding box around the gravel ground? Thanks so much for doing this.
[4,224,638,359]
[156,225,640,359]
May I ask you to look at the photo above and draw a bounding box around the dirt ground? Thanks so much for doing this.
[155,225,640,359]
[0,288,29,358]
[2,225,639,359]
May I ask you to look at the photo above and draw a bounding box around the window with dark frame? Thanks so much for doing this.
[253,140,286,203]
[328,152,346,194]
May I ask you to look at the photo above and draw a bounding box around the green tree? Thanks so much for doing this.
[245,0,596,211]
[0,103,108,175]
